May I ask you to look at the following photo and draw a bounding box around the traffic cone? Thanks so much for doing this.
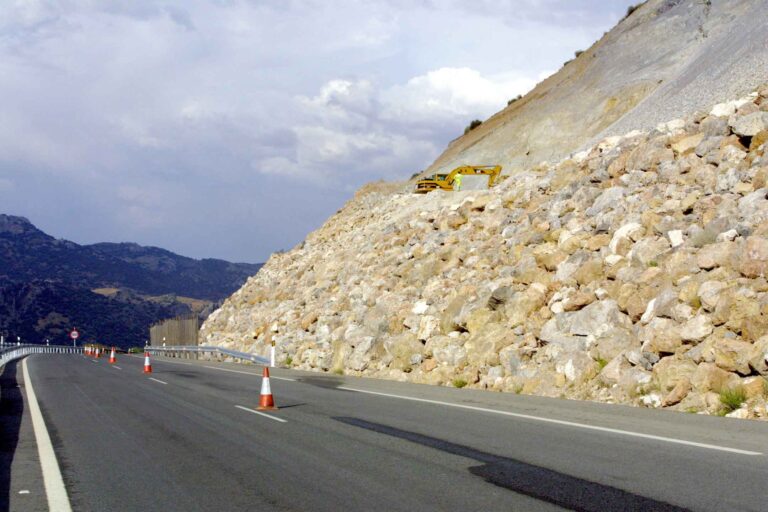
[143,352,152,373]
[109,347,116,364]
[257,367,278,410]
[95,347,101,358]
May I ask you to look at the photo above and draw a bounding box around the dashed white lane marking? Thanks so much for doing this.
[337,387,763,457]
[235,405,287,423]
[18,490,30,495]
[112,366,122,370]
[22,359,73,511]
[203,365,296,381]
[149,378,168,385]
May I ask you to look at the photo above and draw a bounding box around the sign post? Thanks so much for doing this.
[70,328,79,347]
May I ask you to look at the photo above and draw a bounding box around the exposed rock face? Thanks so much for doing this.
[202,85,768,418]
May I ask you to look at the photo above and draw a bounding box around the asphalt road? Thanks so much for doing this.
[14,353,768,511]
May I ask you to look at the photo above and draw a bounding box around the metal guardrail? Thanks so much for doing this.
[146,345,270,366]
[0,344,82,369]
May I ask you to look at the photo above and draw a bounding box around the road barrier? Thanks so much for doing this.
[147,346,270,366]
[0,344,83,369]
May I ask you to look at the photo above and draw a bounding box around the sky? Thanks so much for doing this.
[0,0,636,263]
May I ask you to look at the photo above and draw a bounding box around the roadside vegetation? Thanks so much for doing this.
[463,119,482,135]
[719,386,747,414]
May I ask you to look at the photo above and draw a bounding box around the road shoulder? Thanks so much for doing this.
[0,358,47,512]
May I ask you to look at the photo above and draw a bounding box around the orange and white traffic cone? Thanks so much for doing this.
[95,347,101,358]
[257,367,278,410]
[109,347,116,364]
[143,352,152,373]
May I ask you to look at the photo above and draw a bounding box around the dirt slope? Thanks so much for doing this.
[425,0,768,177]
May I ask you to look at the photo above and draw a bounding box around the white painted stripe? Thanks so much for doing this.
[261,377,271,395]
[22,359,73,511]
[235,405,286,423]
[112,366,122,370]
[203,365,296,381]
[149,378,167,385]
[337,386,763,456]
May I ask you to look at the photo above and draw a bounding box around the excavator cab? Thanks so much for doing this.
[414,165,503,193]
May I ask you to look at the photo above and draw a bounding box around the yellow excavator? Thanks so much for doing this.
[414,165,503,194]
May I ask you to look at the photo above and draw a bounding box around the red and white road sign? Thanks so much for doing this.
[70,329,80,340]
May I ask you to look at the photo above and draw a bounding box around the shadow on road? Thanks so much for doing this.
[299,376,346,390]
[335,417,690,512]
[0,360,23,511]
[276,403,306,409]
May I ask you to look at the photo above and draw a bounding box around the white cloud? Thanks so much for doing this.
[0,0,636,261]
[259,66,535,182]
[382,67,537,121]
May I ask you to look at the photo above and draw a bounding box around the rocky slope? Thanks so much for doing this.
[425,0,768,179]
[202,85,768,418]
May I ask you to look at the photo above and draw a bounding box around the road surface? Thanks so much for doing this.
[5,353,768,511]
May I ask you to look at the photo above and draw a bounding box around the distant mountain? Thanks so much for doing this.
[0,215,261,300]
[0,214,262,347]
[0,279,188,346]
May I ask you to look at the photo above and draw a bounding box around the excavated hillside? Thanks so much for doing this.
[204,85,768,418]
[202,2,768,418]
[425,0,768,177]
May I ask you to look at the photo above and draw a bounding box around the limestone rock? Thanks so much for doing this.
[698,281,727,312]
[653,357,697,393]
[730,112,768,137]
[680,314,713,343]
[713,338,754,375]
[662,378,691,407]
[741,376,767,399]
[692,362,741,393]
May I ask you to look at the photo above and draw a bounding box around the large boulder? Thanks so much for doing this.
[730,112,768,137]
[713,338,754,375]
[652,356,697,393]
[680,314,714,343]
[540,300,634,355]
[690,362,740,393]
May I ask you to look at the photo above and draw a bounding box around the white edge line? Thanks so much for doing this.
[337,386,763,456]
[22,358,73,512]
[235,405,287,423]
[112,366,122,370]
[149,377,168,385]
[203,365,296,381]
